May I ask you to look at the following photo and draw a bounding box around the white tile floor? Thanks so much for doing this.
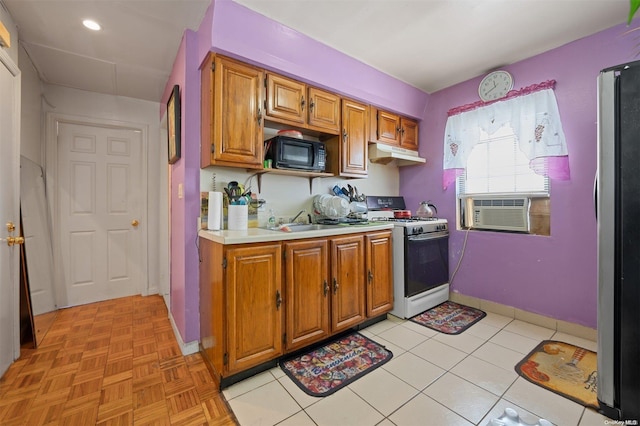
[222,312,612,426]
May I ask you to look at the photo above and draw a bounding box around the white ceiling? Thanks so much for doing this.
[1,0,210,102]
[1,0,631,103]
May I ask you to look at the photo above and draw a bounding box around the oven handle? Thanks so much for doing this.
[407,231,449,241]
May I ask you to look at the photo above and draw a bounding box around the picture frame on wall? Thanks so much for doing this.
[167,84,181,164]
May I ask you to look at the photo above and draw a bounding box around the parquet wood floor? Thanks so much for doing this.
[0,295,238,425]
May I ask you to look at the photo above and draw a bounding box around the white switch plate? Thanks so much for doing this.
[178,183,183,199]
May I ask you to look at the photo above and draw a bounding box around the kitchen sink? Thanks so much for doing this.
[264,223,339,232]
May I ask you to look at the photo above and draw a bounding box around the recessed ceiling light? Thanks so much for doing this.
[82,19,101,31]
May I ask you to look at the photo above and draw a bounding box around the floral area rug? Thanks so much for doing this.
[409,301,486,335]
[515,340,599,409]
[279,332,393,397]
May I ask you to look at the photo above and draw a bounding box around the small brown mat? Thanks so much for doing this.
[515,340,599,409]
[409,301,486,335]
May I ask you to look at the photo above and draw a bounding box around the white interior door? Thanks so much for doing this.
[57,121,144,306]
[0,50,21,377]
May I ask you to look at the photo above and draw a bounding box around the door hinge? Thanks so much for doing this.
[263,99,267,110]
[211,61,215,72]
[223,353,228,365]
[264,76,267,88]
[282,333,286,344]
[283,251,287,259]
[222,258,227,269]
[211,143,215,154]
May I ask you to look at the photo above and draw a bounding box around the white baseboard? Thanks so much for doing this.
[449,291,597,341]
[167,308,200,356]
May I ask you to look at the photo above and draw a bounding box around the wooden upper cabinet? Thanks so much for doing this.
[225,243,283,375]
[400,117,419,151]
[365,232,393,318]
[307,87,341,134]
[265,73,306,125]
[201,54,264,169]
[370,107,420,151]
[377,110,401,145]
[265,72,341,135]
[340,98,369,177]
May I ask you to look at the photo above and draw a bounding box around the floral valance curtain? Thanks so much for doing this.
[442,80,570,189]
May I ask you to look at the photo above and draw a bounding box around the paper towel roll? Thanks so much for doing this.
[207,191,223,230]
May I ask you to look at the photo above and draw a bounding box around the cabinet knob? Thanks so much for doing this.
[342,129,348,144]
[275,289,282,310]
[257,107,262,125]
[301,96,305,111]
[333,278,339,294]
[368,270,373,283]
[323,280,329,296]
[309,100,315,112]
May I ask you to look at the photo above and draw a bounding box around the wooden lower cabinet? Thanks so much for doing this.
[199,239,283,381]
[225,244,283,374]
[365,231,394,317]
[284,239,330,352]
[330,235,366,333]
[199,230,393,382]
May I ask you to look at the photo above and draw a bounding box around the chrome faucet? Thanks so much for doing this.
[290,209,306,223]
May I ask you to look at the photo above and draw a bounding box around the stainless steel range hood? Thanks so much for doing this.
[368,143,426,166]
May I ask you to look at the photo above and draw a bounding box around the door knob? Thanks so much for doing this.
[131,219,139,227]
[6,236,24,247]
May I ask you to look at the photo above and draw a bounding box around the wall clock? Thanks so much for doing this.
[478,70,514,102]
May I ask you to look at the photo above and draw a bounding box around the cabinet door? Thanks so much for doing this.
[225,244,282,374]
[330,235,365,333]
[400,117,419,151]
[307,87,340,134]
[341,99,369,176]
[266,73,306,125]
[365,232,394,317]
[377,110,401,146]
[284,239,330,351]
[202,55,264,168]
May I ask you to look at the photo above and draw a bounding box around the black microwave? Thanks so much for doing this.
[265,135,326,172]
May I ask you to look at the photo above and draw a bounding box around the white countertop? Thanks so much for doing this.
[198,222,395,245]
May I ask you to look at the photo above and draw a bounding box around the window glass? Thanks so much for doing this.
[459,126,548,196]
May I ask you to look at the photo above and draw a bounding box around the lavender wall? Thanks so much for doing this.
[207,0,428,119]
[161,30,201,344]
[401,23,640,328]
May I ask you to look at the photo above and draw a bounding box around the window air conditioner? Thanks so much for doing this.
[471,197,530,232]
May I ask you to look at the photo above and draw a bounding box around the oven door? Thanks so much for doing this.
[405,231,449,297]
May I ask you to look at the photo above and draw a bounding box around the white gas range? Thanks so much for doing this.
[366,196,450,319]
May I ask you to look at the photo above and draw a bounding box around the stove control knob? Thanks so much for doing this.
[419,227,424,234]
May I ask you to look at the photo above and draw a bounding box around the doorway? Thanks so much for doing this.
[45,114,149,307]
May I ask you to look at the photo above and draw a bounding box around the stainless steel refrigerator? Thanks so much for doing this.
[597,60,640,421]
